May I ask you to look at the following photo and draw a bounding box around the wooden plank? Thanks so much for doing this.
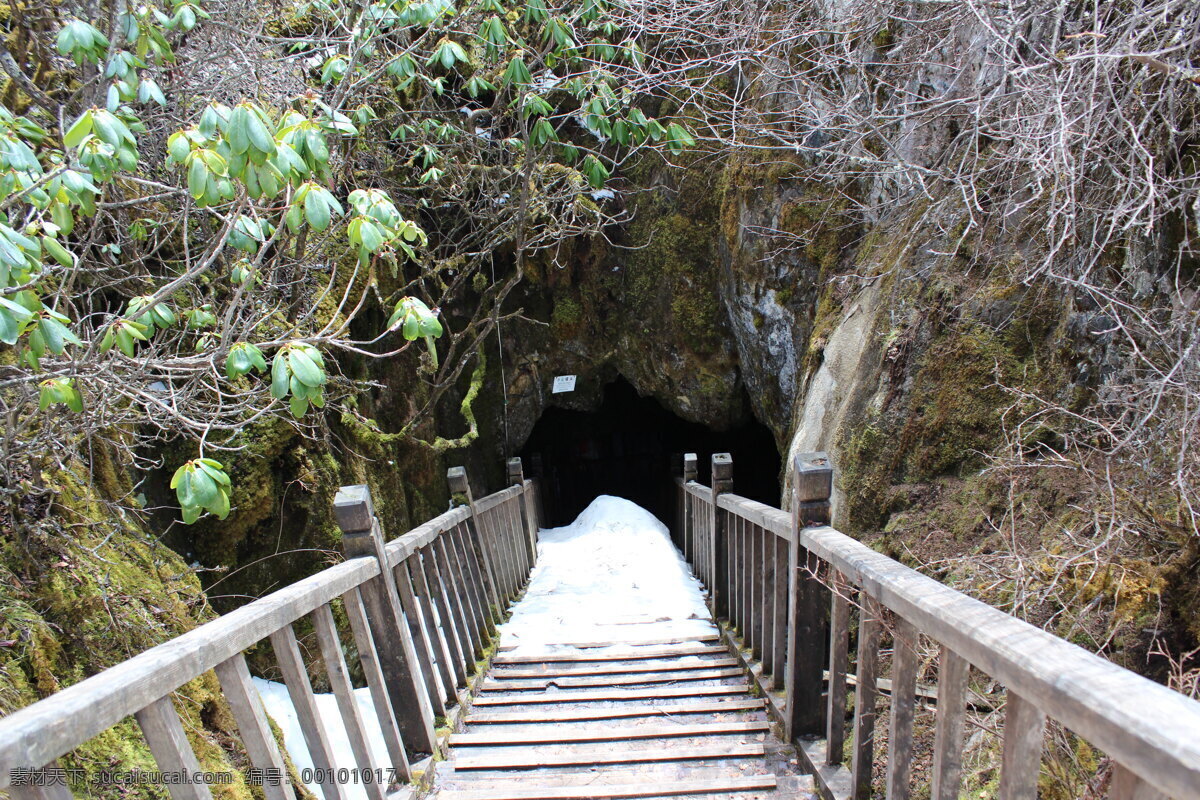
[505,495,532,582]
[473,484,523,514]
[495,643,726,665]
[465,699,766,724]
[716,493,793,543]
[270,624,346,800]
[770,535,787,689]
[0,556,377,784]
[886,617,920,800]
[850,598,882,800]
[406,553,458,704]
[453,742,766,771]
[491,658,739,679]
[213,654,297,800]
[729,509,741,631]
[134,695,214,800]
[392,559,448,718]
[997,692,1045,800]
[760,521,776,678]
[795,523,1200,799]
[419,544,469,689]
[435,534,478,671]
[471,684,748,706]
[452,523,496,639]
[439,530,483,662]
[382,506,471,567]
[796,737,857,800]
[311,603,387,800]
[480,667,744,692]
[462,506,502,628]
[341,511,439,754]
[498,634,720,652]
[341,587,410,784]
[480,505,515,601]
[6,762,76,800]
[784,538,827,739]
[434,774,778,800]
[450,720,769,746]
[826,571,851,767]
[748,522,763,656]
[1109,764,1169,800]
[931,646,969,800]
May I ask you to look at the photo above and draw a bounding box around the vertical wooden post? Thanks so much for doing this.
[135,695,215,800]
[682,453,698,566]
[449,466,501,616]
[214,653,298,800]
[508,457,537,565]
[851,598,883,800]
[826,570,851,765]
[710,453,733,618]
[998,693,1046,800]
[784,451,832,740]
[335,484,437,754]
[931,646,969,800]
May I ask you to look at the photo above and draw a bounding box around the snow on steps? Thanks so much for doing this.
[429,497,814,800]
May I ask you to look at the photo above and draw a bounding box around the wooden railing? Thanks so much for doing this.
[0,458,541,800]
[676,451,1200,800]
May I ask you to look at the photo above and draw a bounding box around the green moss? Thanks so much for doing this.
[550,295,584,338]
[0,459,261,799]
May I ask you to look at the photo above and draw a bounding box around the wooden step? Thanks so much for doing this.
[491,658,738,679]
[452,742,767,771]
[494,644,727,665]
[434,774,778,800]
[481,668,745,692]
[450,720,770,746]
[466,699,766,724]
[498,633,721,652]
[471,684,749,706]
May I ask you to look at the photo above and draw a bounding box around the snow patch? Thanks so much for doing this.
[251,677,389,800]
[499,495,716,656]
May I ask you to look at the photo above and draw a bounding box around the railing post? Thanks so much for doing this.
[334,485,437,754]
[682,453,697,566]
[449,466,502,617]
[710,453,733,618]
[507,456,537,565]
[784,451,833,740]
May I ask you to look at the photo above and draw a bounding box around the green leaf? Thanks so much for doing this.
[503,55,532,88]
[210,487,230,519]
[0,308,17,345]
[289,393,309,417]
[187,156,208,200]
[304,188,331,231]
[63,111,94,148]
[270,355,290,399]
[243,106,276,156]
[287,346,325,387]
[188,467,219,507]
[42,237,74,268]
[39,317,68,354]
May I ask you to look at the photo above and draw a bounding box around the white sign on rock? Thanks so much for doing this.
[552,375,577,394]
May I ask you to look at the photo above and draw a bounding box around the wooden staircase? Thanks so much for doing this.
[430,634,814,800]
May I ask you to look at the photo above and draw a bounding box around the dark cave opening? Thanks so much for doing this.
[519,378,782,529]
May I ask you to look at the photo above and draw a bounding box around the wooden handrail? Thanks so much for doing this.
[676,452,1200,800]
[799,523,1200,798]
[0,461,542,796]
[0,556,377,782]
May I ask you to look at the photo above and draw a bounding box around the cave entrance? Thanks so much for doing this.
[519,378,782,528]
